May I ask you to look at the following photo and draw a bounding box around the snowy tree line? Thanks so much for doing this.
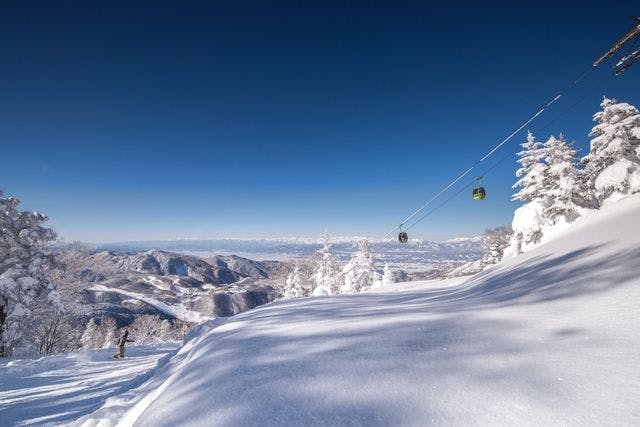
[506,96,640,256]
[80,315,185,350]
[0,195,188,357]
[281,232,395,299]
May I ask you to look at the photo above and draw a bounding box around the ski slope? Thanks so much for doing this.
[77,194,640,426]
[0,344,178,426]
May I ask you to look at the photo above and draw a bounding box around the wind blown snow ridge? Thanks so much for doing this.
[79,194,640,426]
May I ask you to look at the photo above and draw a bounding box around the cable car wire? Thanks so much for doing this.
[384,64,593,238]
[399,63,615,235]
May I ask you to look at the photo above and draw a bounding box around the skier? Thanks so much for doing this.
[113,330,134,359]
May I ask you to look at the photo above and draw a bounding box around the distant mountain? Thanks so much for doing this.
[92,237,486,269]
[79,250,283,325]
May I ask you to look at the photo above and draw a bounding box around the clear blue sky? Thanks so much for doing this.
[1,1,639,242]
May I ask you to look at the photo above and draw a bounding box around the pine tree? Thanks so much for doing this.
[340,240,376,294]
[512,131,548,203]
[0,191,62,357]
[311,231,340,296]
[542,134,581,222]
[507,132,549,256]
[582,96,640,205]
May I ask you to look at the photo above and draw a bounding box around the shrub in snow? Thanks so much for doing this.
[311,232,340,296]
[340,240,377,294]
[582,96,640,206]
[0,191,62,357]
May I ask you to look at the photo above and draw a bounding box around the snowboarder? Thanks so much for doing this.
[113,330,134,359]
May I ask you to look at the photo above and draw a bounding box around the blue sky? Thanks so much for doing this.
[1,1,639,242]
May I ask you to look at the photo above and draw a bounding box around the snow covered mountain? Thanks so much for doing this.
[79,250,282,323]
[94,236,486,277]
[73,194,640,426]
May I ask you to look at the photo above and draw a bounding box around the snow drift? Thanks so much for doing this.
[79,195,640,426]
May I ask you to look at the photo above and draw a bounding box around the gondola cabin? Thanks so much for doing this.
[398,231,408,243]
[472,186,486,200]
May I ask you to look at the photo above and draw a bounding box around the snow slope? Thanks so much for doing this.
[73,194,640,426]
[89,284,210,323]
[0,344,178,426]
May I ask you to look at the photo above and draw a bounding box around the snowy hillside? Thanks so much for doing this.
[71,194,640,426]
[75,250,280,324]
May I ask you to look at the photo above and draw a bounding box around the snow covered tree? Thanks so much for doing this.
[381,263,394,287]
[0,191,62,357]
[541,134,582,222]
[371,270,383,290]
[96,316,118,348]
[480,226,512,266]
[159,319,172,341]
[129,315,164,344]
[80,318,98,350]
[340,240,377,294]
[283,264,308,299]
[512,131,547,203]
[311,231,340,296]
[507,133,550,256]
[582,96,640,205]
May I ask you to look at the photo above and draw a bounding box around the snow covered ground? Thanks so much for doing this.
[2,195,640,426]
[0,344,178,426]
[75,195,639,426]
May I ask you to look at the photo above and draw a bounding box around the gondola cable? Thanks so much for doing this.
[385,17,640,241]
[400,56,617,235]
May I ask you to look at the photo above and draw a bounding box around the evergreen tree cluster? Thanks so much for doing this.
[508,96,640,255]
[281,232,394,299]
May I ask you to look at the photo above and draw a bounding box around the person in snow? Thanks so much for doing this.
[113,330,134,359]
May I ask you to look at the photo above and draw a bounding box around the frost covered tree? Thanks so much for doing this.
[512,131,547,203]
[0,191,62,357]
[381,264,394,287]
[541,134,582,223]
[129,314,164,344]
[480,226,512,266]
[95,316,118,348]
[341,240,377,294]
[283,264,308,299]
[507,132,549,255]
[582,96,640,205]
[159,319,172,341]
[311,232,340,296]
[80,318,98,350]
